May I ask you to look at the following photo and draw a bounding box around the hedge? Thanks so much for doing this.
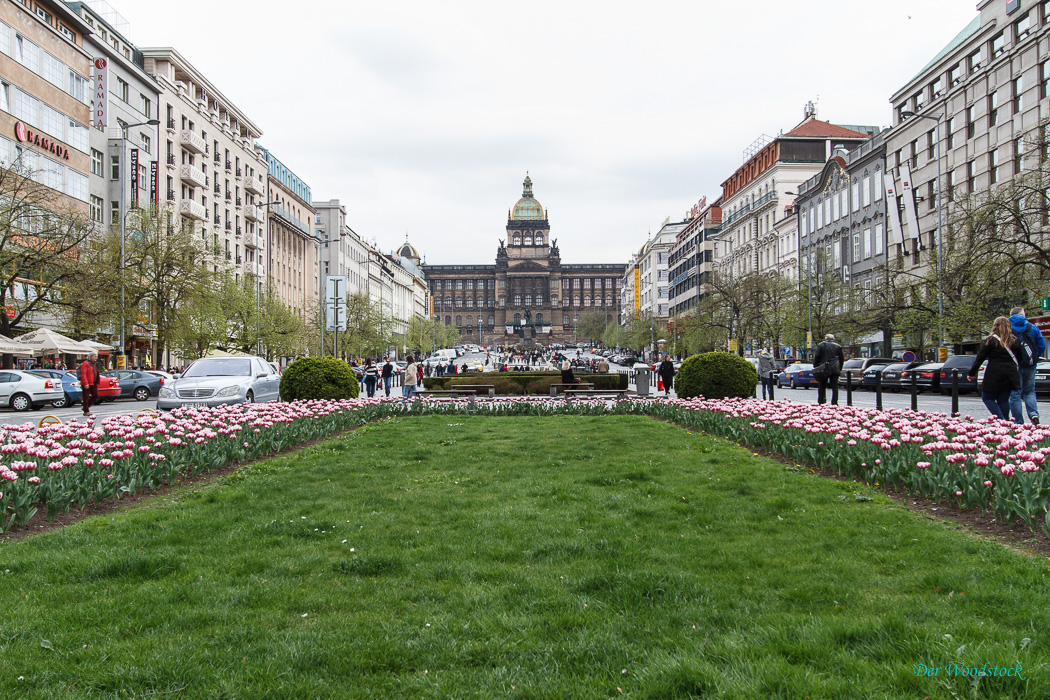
[279,357,361,401]
[422,372,627,395]
[675,352,757,400]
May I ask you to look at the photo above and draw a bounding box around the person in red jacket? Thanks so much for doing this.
[78,351,100,417]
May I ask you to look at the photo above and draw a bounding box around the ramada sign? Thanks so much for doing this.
[14,121,71,161]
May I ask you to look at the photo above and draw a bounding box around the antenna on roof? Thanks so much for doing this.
[804,100,818,119]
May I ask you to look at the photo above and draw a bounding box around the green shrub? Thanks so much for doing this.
[279,357,360,401]
[422,372,625,395]
[675,352,757,400]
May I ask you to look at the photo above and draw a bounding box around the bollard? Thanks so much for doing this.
[875,370,883,411]
[951,369,960,416]
[846,370,853,406]
[910,371,918,411]
[768,371,775,401]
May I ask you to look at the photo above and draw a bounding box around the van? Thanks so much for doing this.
[425,349,457,367]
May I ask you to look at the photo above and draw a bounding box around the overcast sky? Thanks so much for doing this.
[121,0,979,266]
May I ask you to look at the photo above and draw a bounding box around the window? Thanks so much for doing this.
[967,161,976,191]
[874,172,883,200]
[1014,76,1024,113]
[140,134,151,154]
[456,280,463,290]
[851,182,860,212]
[90,195,103,223]
[117,78,129,103]
[932,75,944,97]
[948,115,959,149]
[15,34,39,72]
[874,224,884,255]
[914,90,927,110]
[988,92,999,126]
[862,176,871,207]
[853,234,861,262]
[140,95,151,119]
[969,50,981,73]
[832,191,839,220]
[110,155,119,180]
[967,105,976,140]
[1015,12,1032,42]
[58,25,73,41]
[90,149,103,176]
[991,149,1000,184]
[991,31,1006,59]
[926,129,936,158]
[949,63,962,86]
[1016,138,1026,173]
[1043,61,1050,100]
[109,200,119,227]
[863,227,872,258]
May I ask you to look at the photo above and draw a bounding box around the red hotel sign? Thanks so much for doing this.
[14,121,71,160]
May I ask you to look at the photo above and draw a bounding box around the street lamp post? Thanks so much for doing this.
[901,110,945,353]
[118,119,159,369]
[253,200,281,356]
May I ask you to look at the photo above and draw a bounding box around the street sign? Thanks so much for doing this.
[728,338,738,352]
[806,332,812,348]
[938,346,948,362]
[902,351,916,362]
[1042,296,1050,310]
[325,275,347,332]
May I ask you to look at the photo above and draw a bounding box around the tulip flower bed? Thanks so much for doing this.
[1,395,1049,541]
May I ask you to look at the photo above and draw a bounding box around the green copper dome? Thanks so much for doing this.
[510,173,545,221]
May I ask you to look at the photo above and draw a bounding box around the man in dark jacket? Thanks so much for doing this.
[380,358,394,397]
[657,353,675,396]
[813,334,845,406]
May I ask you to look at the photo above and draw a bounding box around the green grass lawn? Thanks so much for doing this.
[1,415,1048,698]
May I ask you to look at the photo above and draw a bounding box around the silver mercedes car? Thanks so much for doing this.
[157,356,281,410]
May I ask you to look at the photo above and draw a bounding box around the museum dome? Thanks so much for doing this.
[510,173,545,221]
[396,235,421,262]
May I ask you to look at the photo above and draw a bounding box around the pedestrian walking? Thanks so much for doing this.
[657,353,676,397]
[560,358,576,384]
[78,351,100,417]
[403,354,419,399]
[381,357,394,397]
[969,316,1021,420]
[1008,306,1045,424]
[363,359,378,398]
[813,334,845,405]
[757,348,776,400]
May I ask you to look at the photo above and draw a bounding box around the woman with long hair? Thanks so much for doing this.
[968,316,1021,419]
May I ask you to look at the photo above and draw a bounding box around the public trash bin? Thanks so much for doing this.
[635,366,650,396]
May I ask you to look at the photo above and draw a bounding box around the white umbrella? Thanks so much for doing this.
[0,335,34,356]
[80,339,113,352]
[15,328,96,356]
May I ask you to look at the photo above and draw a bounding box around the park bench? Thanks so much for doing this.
[562,388,633,399]
[448,384,495,397]
[415,389,477,405]
[549,382,595,396]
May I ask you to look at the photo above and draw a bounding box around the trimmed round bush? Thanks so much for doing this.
[279,357,360,401]
[675,352,758,400]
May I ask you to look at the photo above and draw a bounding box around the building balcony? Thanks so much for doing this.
[179,200,207,221]
[235,167,243,179]
[165,153,175,166]
[244,235,258,249]
[244,177,262,195]
[166,189,175,202]
[236,226,242,238]
[213,152,221,165]
[244,206,258,222]
[236,255,242,265]
[225,191,232,202]
[213,183,221,195]
[235,197,242,207]
[166,117,176,132]
[179,164,207,189]
[181,130,207,155]
[213,214,221,225]
[225,160,233,173]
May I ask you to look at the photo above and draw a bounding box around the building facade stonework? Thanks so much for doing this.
[420,175,625,345]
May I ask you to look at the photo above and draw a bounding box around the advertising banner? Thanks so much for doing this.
[92,58,108,129]
[130,148,139,208]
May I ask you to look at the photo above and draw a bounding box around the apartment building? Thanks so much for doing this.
[259,146,318,324]
[0,0,92,334]
[716,107,874,281]
[140,46,267,284]
[314,198,373,298]
[885,0,1050,338]
[668,197,721,317]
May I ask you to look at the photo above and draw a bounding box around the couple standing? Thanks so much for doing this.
[968,308,1045,422]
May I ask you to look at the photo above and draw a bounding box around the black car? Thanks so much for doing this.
[1031,360,1050,396]
[902,362,944,393]
[839,357,896,389]
[938,355,979,394]
[880,361,925,392]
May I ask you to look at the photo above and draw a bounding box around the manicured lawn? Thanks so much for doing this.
[1,415,1047,698]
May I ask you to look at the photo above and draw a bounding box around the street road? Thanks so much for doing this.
[0,396,159,428]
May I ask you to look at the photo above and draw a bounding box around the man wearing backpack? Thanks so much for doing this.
[812,333,845,406]
[1009,307,1046,424]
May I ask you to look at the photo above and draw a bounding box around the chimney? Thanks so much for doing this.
[804,100,817,120]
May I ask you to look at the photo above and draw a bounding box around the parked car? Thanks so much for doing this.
[0,369,64,411]
[461,361,485,372]
[29,369,82,408]
[158,356,281,410]
[938,355,979,394]
[1034,360,1050,396]
[861,364,895,391]
[839,358,896,389]
[879,362,925,392]
[101,369,163,401]
[778,363,817,389]
[902,362,944,393]
[96,374,122,402]
[145,370,176,385]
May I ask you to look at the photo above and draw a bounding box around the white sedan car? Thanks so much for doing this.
[0,369,65,411]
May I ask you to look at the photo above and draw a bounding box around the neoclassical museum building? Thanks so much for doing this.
[406,175,625,345]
